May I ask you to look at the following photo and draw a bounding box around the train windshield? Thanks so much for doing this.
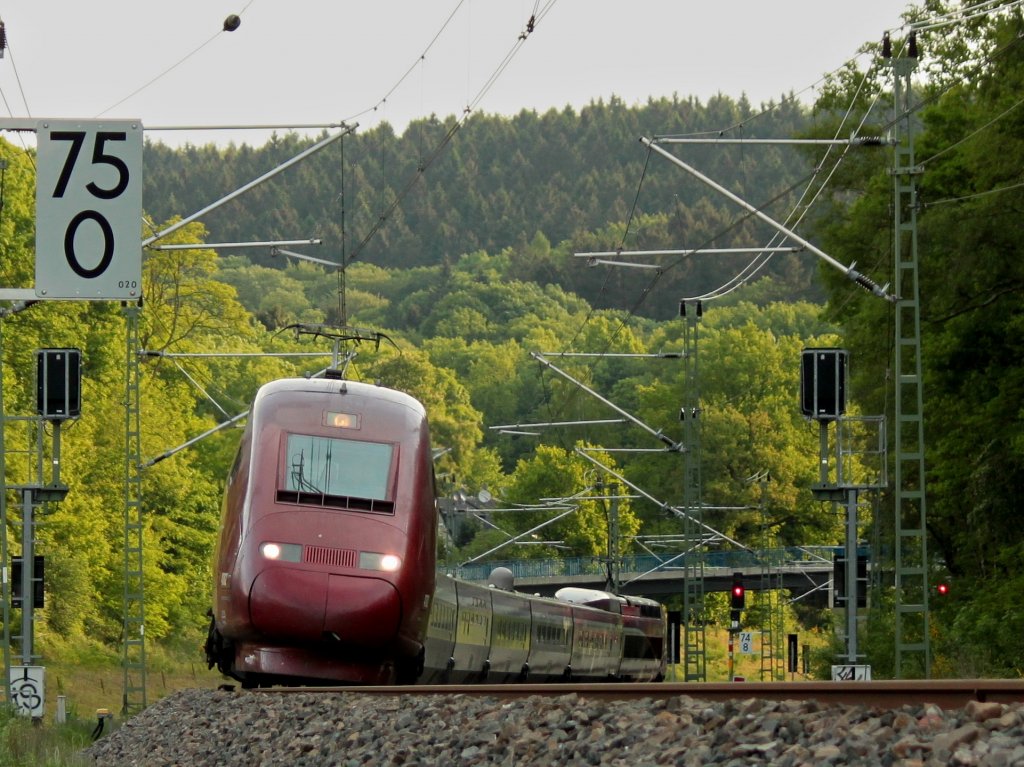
[284,434,393,501]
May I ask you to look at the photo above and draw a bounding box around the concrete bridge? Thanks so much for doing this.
[440,546,841,602]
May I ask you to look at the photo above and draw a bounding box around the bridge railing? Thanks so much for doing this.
[441,545,843,584]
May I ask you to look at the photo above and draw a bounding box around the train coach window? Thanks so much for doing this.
[284,434,393,502]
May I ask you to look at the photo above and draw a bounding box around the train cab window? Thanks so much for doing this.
[226,445,243,488]
[279,434,395,511]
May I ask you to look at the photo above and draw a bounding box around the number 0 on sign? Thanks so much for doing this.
[35,120,143,299]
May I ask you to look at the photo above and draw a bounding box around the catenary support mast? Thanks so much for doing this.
[888,35,930,679]
[122,302,147,714]
[680,301,706,682]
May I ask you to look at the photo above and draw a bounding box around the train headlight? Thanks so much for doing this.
[324,411,360,429]
[260,542,303,562]
[359,551,401,572]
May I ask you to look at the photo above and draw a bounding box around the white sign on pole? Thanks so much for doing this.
[10,665,45,717]
[831,664,872,681]
[738,631,755,654]
[35,119,143,300]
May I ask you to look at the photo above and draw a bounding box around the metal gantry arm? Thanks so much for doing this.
[148,239,342,268]
[652,136,892,147]
[574,246,804,260]
[459,506,579,566]
[573,247,804,272]
[490,418,627,432]
[530,352,683,451]
[641,137,895,302]
[141,124,355,248]
[574,448,751,552]
[150,239,322,251]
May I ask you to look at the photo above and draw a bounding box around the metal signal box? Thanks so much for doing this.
[36,348,82,420]
[800,348,848,421]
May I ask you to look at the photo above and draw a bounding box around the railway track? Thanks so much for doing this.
[89,682,1024,765]
[260,679,1024,710]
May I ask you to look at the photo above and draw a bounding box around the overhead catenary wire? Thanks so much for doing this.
[345,0,559,264]
[0,32,35,158]
[569,30,894,331]
[95,1,258,119]
[565,0,1019,324]
[3,38,30,121]
[527,166,827,451]
[910,0,1024,32]
[919,93,1024,167]
[342,1,469,127]
[922,180,1024,209]
[654,38,891,305]
[18,0,522,150]
[587,0,1024,318]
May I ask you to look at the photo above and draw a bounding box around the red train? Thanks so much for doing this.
[205,374,666,687]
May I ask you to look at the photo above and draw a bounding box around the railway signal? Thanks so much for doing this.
[936,582,950,596]
[727,573,745,682]
[730,574,745,610]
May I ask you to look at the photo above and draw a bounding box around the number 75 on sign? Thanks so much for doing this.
[35,120,142,300]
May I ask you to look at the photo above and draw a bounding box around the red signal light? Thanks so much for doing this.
[730,574,746,610]
[936,582,949,596]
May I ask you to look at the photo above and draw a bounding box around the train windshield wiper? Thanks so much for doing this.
[291,451,324,494]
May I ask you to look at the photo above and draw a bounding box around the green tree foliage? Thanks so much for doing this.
[496,443,641,560]
[0,142,37,289]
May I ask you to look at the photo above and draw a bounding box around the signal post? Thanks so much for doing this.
[801,348,885,679]
[728,572,745,681]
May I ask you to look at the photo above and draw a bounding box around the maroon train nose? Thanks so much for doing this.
[324,574,401,643]
[249,567,401,645]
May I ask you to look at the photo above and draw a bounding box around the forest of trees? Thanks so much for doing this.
[0,0,1022,679]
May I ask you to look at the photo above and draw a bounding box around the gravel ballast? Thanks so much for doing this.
[82,688,1024,766]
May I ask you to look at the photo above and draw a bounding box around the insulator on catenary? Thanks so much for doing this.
[223,14,241,32]
[845,263,892,300]
[0,21,7,59]
[853,272,891,300]
[882,31,892,59]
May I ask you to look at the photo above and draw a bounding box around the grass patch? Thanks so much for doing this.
[3,643,227,767]
[0,705,95,767]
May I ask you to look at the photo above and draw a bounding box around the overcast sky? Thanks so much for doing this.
[0,1,912,147]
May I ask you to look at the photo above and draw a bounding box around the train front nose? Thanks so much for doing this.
[249,568,402,645]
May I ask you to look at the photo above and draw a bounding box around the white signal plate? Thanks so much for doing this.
[35,119,143,299]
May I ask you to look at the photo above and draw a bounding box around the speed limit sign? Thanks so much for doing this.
[35,119,142,299]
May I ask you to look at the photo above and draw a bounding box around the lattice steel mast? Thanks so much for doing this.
[887,33,931,679]
[680,300,706,682]
[122,303,147,713]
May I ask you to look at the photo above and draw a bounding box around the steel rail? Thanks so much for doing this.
[258,680,1024,710]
